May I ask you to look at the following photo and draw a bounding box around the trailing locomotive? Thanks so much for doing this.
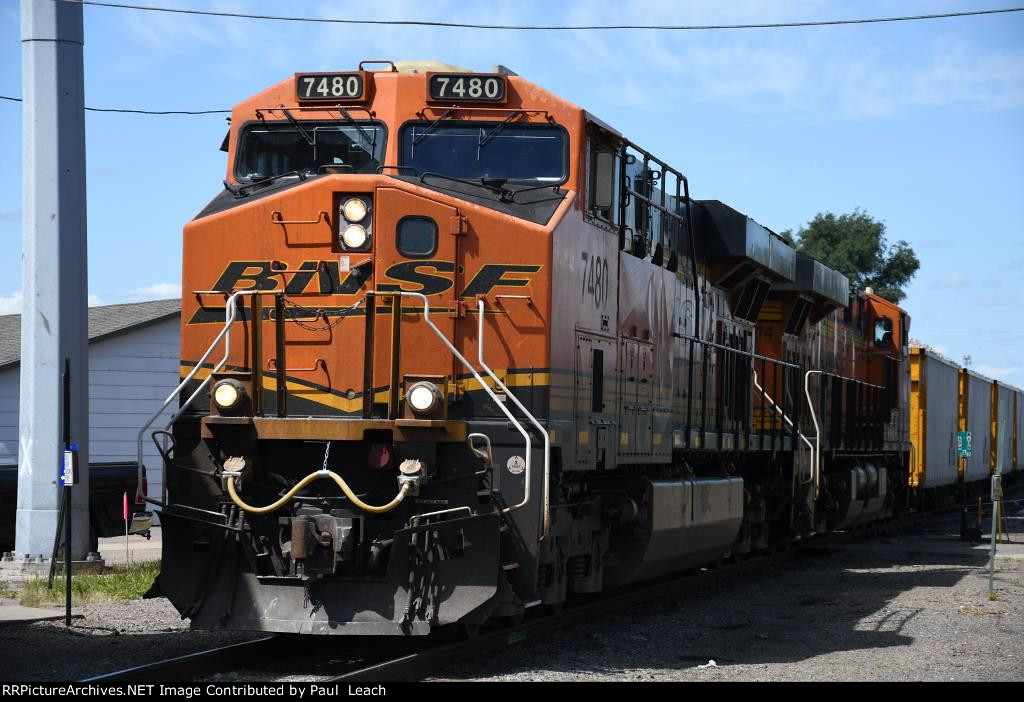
[145,61,1020,635]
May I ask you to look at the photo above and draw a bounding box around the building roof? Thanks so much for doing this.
[0,299,181,371]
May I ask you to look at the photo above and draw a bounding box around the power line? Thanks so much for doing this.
[7,2,1022,116]
[56,0,1024,31]
[0,94,228,115]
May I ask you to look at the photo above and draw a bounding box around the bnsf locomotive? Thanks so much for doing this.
[145,61,1022,635]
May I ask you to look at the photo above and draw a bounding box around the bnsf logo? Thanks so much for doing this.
[205,259,541,298]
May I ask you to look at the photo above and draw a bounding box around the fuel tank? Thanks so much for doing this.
[604,477,744,587]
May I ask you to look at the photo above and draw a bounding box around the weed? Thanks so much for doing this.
[17,562,160,608]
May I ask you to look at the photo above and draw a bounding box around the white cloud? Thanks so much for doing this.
[93,1,1024,122]
[0,291,22,315]
[973,290,1024,307]
[127,283,182,300]
[535,4,1024,120]
[0,291,106,313]
[934,272,967,289]
[976,365,1020,380]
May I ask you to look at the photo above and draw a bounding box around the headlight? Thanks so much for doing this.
[342,223,368,250]
[342,197,368,223]
[213,379,246,412]
[407,381,441,414]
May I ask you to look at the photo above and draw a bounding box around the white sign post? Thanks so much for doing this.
[988,475,1002,600]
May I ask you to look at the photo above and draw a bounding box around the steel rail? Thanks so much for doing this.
[328,505,974,683]
[78,492,1017,684]
[80,636,281,683]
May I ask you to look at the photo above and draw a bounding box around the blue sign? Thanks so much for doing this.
[59,444,78,487]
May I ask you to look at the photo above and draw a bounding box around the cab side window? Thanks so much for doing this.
[587,132,619,224]
[874,316,894,347]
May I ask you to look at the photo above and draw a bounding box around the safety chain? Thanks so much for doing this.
[322,440,332,472]
[302,579,322,614]
[281,295,363,332]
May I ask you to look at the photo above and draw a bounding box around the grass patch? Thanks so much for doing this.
[17,561,160,608]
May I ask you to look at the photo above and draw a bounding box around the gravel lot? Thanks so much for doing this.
[0,511,1020,682]
[0,598,259,682]
[432,513,1024,682]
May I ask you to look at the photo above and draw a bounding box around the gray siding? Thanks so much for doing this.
[0,317,180,504]
[922,351,959,488]
[0,370,17,465]
[87,317,180,501]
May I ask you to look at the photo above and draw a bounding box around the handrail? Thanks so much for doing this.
[381,291,534,517]
[139,288,537,527]
[477,299,551,541]
[135,290,258,502]
[270,210,328,225]
[752,369,816,504]
[803,369,888,501]
[673,333,801,369]
[804,370,823,499]
[752,370,814,450]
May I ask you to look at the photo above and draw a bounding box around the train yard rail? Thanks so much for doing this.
[81,496,1016,684]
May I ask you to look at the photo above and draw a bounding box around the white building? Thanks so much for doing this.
[0,299,181,505]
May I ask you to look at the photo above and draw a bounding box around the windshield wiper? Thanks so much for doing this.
[280,107,314,146]
[420,171,515,202]
[478,111,526,148]
[334,107,375,150]
[412,109,456,146]
[507,180,564,203]
[233,169,308,197]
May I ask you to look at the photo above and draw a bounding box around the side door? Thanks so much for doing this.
[575,332,617,470]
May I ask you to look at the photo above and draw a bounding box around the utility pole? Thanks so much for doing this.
[15,0,90,560]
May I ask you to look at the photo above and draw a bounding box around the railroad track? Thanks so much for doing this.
[83,495,1018,683]
[329,510,935,682]
[79,636,281,683]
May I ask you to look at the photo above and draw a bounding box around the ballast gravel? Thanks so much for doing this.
[0,598,259,682]
[432,513,1024,682]
[0,512,1020,682]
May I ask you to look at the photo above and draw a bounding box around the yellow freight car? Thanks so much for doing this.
[960,368,993,486]
[909,347,1018,501]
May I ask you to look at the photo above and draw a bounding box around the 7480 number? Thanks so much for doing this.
[581,251,609,310]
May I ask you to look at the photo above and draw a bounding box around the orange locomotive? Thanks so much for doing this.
[149,61,910,635]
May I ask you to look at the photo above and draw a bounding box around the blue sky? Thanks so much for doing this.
[1,0,1022,381]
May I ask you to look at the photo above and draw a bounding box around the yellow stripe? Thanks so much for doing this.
[181,364,551,413]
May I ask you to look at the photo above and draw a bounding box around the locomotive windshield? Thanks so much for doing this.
[399,122,567,183]
[235,121,386,180]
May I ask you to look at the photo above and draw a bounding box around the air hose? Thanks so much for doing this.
[225,469,413,515]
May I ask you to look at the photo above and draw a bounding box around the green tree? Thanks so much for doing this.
[783,209,919,304]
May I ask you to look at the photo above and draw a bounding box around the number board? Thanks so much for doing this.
[295,72,367,101]
[428,73,507,102]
